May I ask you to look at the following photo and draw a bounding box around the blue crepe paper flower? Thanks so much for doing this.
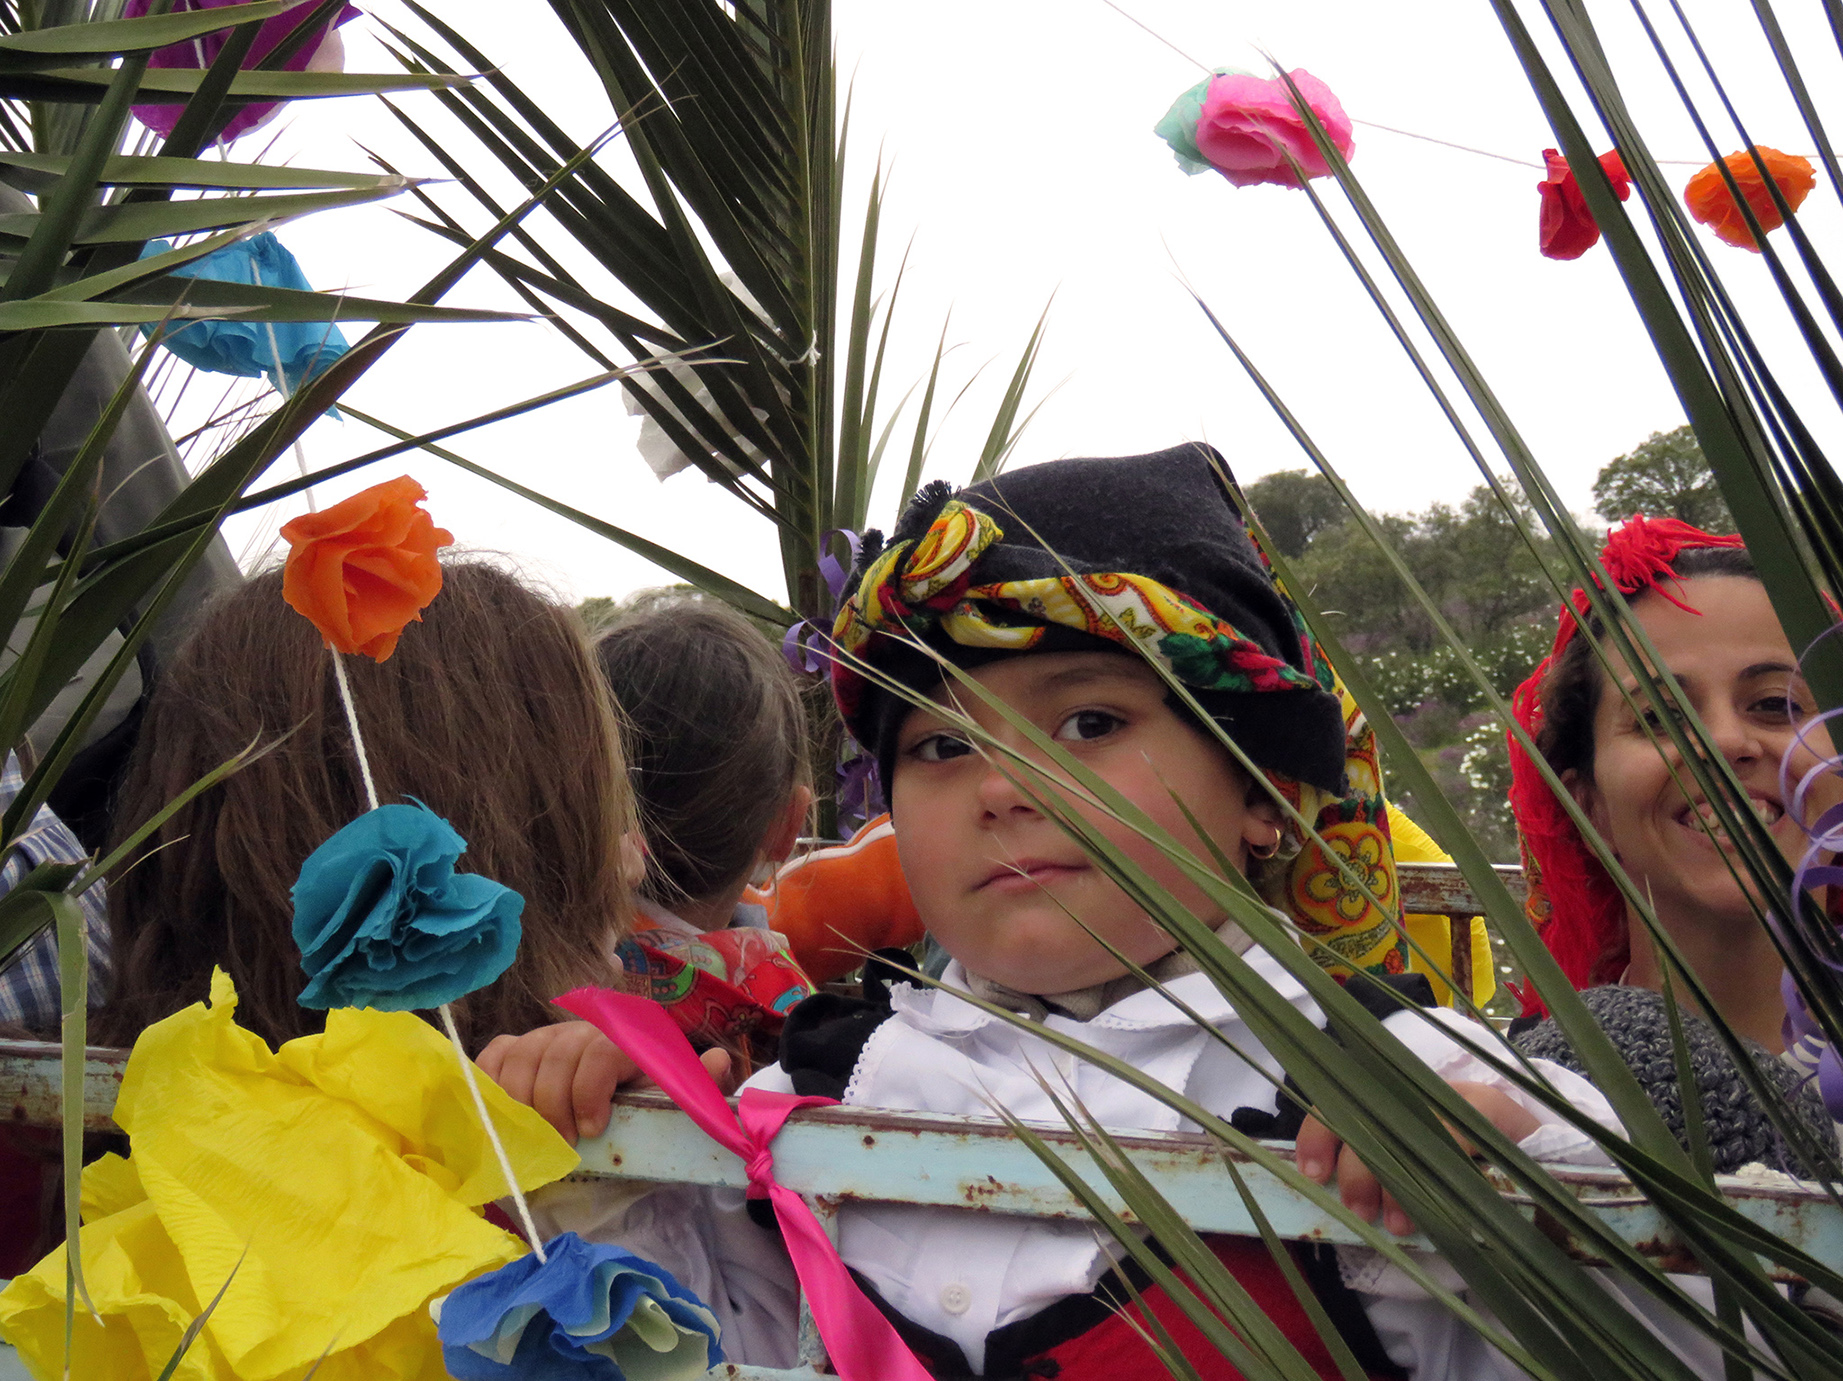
[137,232,351,396]
[436,1233,724,1380]
[293,802,523,1012]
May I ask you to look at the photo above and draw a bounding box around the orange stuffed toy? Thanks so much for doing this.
[750,815,921,985]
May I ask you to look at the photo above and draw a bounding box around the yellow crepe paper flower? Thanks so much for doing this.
[0,971,578,1380]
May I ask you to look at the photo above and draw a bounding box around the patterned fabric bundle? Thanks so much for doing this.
[613,917,815,1067]
[829,444,1410,979]
[1506,516,1746,1009]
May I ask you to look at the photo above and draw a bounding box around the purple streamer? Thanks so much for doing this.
[777,529,885,836]
[780,529,864,677]
[1776,674,1843,1121]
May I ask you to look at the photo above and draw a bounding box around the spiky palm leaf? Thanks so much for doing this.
[373,0,1044,628]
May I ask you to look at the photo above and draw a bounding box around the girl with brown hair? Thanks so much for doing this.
[98,558,637,1056]
[481,593,815,1138]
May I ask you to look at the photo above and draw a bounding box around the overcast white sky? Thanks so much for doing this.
[169,0,1843,607]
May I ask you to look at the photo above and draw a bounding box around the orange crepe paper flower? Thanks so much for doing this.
[1684,145,1816,251]
[281,476,454,662]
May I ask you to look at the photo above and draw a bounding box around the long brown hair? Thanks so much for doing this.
[593,593,808,907]
[99,560,635,1053]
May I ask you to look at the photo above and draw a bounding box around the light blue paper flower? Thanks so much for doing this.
[435,1233,724,1380]
[1153,68,1237,175]
[137,231,350,395]
[292,802,523,1012]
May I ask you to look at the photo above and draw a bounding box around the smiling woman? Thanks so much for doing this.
[1505,519,1839,1171]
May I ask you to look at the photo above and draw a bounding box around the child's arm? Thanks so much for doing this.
[481,1031,804,1369]
[479,1022,738,1143]
[1291,1005,1622,1235]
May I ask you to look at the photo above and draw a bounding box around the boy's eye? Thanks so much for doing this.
[909,732,974,763]
[1054,709,1125,743]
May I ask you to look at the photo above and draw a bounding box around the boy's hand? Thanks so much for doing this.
[479,1021,737,1143]
[1294,1080,1540,1236]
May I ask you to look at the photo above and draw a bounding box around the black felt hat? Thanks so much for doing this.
[841,443,1349,798]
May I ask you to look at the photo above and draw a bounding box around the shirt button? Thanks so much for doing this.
[939,1283,972,1315]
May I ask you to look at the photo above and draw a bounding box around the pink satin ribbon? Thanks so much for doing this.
[555,987,932,1381]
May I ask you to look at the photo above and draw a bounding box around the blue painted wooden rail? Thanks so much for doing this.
[2,1044,1840,1380]
[1,862,1838,1379]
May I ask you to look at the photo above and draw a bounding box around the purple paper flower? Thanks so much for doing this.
[125,0,361,142]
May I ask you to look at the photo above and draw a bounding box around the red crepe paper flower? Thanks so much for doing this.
[1684,146,1816,251]
[1194,70,1354,189]
[1537,148,1631,260]
[281,476,454,662]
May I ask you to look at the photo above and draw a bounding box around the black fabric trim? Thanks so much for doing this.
[1338,971,1438,1023]
[747,978,901,1233]
[1229,973,1434,1141]
[1230,1076,1309,1141]
[778,982,895,1102]
[835,1252,1158,1378]
[1504,1012,1543,1040]
[982,1254,1152,1377]
[1297,1243,1410,1380]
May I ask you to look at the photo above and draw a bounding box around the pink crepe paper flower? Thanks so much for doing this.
[1195,70,1354,189]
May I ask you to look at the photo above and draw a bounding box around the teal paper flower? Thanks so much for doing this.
[137,232,350,396]
[435,1233,723,1379]
[1153,68,1235,175]
[293,802,523,1011]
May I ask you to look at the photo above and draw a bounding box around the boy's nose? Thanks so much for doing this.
[975,752,1040,818]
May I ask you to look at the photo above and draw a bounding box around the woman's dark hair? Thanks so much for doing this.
[99,560,636,1054]
[1535,545,1759,784]
[594,594,808,906]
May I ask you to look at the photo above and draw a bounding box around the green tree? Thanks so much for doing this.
[1293,483,1554,653]
[1245,468,1345,557]
[1592,425,1735,531]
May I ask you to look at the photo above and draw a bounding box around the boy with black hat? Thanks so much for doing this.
[492,444,1635,1378]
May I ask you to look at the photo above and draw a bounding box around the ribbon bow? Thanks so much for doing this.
[553,987,932,1381]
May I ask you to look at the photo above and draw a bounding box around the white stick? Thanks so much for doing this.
[259,273,319,513]
[440,1002,549,1263]
[328,650,380,813]
[325,651,545,1260]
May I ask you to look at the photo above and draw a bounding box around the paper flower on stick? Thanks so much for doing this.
[281,475,454,661]
[125,0,361,142]
[435,1233,723,1380]
[1537,148,1631,260]
[1156,68,1353,188]
[138,232,350,394]
[1685,146,1816,251]
[294,801,524,1011]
